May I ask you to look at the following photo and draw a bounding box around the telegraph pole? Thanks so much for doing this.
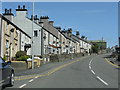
[101,37,104,54]
[119,37,120,47]
[31,0,34,69]
[0,0,2,58]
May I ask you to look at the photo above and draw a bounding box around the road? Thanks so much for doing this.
[5,54,119,89]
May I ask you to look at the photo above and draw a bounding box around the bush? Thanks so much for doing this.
[16,55,30,61]
[16,51,26,58]
[3,55,7,61]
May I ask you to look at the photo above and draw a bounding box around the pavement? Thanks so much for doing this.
[3,54,119,89]
[105,53,120,68]
[15,56,83,76]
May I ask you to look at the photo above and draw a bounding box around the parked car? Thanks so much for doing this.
[0,57,14,88]
[116,47,120,61]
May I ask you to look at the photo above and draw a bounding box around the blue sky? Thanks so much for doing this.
[1,2,118,47]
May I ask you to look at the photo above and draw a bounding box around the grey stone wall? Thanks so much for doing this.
[11,61,38,73]
[50,53,88,62]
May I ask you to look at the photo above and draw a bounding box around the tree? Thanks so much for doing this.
[92,44,99,54]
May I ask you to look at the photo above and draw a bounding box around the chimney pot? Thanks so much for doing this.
[35,15,37,19]
[5,9,7,13]
[47,16,49,19]
[31,15,33,19]
[18,5,20,9]
[9,9,12,13]
[23,5,25,9]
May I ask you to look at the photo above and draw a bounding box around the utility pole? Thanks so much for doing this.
[119,37,120,47]
[31,0,34,69]
[0,0,2,58]
[101,37,104,54]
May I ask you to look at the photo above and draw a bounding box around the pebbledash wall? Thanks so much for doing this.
[0,8,31,59]
[13,6,42,56]
[0,14,19,59]
[40,17,60,55]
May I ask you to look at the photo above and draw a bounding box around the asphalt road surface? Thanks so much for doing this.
[5,54,119,89]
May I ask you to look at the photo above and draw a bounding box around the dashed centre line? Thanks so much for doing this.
[96,76,108,86]
[91,70,95,75]
[17,56,88,88]
[35,76,38,79]
[28,79,34,83]
[19,84,27,88]
[89,57,109,86]
[89,65,91,69]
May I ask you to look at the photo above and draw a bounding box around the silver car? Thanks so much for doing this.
[0,57,14,88]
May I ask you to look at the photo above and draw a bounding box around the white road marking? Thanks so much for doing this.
[35,76,38,79]
[89,65,91,69]
[89,59,93,65]
[29,79,34,83]
[19,76,38,88]
[19,84,27,88]
[97,76,109,86]
[91,70,95,75]
[89,57,109,86]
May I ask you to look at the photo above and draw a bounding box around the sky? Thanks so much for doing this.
[1,0,120,2]
[1,2,119,48]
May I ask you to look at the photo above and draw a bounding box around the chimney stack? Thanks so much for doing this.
[3,8,14,22]
[76,31,80,38]
[34,15,39,24]
[49,21,54,26]
[39,21,43,27]
[16,5,28,17]
[40,16,49,23]
[55,26,61,31]
[68,28,72,37]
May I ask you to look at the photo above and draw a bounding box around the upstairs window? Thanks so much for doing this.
[6,40,9,49]
[6,22,9,33]
[34,30,38,37]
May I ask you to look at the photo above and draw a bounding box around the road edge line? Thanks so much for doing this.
[104,58,120,68]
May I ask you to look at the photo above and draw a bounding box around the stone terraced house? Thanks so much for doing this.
[0,5,93,61]
[0,9,31,60]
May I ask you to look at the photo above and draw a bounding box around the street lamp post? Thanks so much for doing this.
[31,0,34,69]
[101,37,104,54]
[119,37,120,47]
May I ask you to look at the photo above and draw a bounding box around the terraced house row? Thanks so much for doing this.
[0,5,92,61]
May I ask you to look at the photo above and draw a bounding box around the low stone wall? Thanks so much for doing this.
[11,60,41,73]
[50,53,88,62]
[11,61,27,73]
[11,53,88,73]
